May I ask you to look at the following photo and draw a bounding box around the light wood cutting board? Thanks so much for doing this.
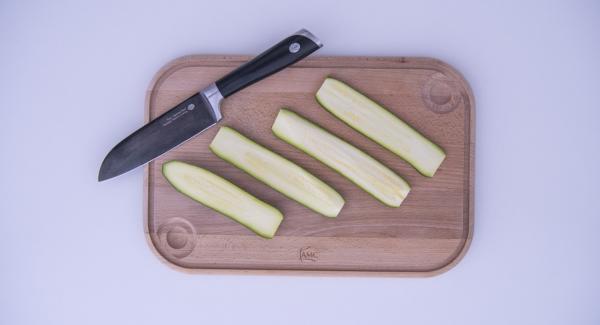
[144,55,475,276]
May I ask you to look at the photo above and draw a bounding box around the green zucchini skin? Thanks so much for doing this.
[162,160,283,239]
[316,78,446,177]
[209,127,345,218]
[272,109,411,207]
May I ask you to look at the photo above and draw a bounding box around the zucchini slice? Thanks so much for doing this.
[162,160,283,238]
[316,78,446,177]
[272,109,410,207]
[210,127,344,218]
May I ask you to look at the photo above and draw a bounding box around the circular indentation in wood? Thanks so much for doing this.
[422,73,461,113]
[429,82,452,105]
[166,227,188,249]
[157,217,197,259]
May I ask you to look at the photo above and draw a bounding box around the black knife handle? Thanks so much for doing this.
[215,29,322,98]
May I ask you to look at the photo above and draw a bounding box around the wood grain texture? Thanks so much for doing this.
[143,55,475,276]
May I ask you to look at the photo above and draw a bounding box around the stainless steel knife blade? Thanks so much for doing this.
[98,29,322,181]
[98,87,222,181]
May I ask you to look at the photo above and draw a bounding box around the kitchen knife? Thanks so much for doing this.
[98,29,322,181]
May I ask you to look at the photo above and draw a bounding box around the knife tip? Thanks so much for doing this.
[98,154,115,182]
[98,171,108,182]
[98,167,109,182]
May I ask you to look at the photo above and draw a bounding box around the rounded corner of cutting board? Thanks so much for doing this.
[421,57,475,95]
[423,229,474,277]
[143,231,193,274]
[142,55,475,277]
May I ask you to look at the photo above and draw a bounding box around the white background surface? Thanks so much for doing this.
[1,0,599,324]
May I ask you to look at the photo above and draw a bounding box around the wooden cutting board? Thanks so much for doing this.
[144,55,475,276]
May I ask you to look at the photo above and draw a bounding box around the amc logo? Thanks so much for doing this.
[299,246,319,262]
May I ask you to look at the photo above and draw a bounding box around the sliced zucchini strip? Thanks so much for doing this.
[272,109,410,207]
[316,78,446,177]
[162,160,283,238]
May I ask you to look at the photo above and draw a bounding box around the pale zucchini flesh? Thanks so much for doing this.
[210,127,344,218]
[316,78,446,177]
[162,160,283,238]
[272,109,411,207]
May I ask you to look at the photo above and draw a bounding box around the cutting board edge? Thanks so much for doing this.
[142,55,475,277]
